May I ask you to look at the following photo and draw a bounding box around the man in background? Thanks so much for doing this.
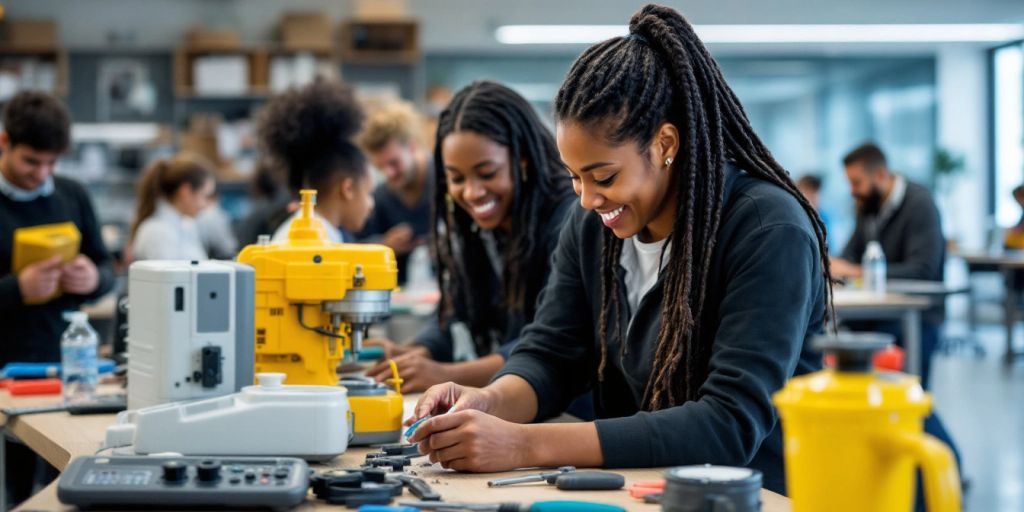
[0,91,115,506]
[357,101,433,284]
[831,142,945,384]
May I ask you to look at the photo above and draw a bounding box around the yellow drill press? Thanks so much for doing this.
[237,190,404,445]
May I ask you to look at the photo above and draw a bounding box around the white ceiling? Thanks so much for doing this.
[6,0,1024,55]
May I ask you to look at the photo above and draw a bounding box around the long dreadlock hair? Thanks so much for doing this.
[433,81,574,354]
[554,4,834,411]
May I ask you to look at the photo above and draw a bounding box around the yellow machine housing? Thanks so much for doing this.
[773,334,961,512]
[237,190,403,444]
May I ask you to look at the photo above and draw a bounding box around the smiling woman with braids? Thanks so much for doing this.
[406,4,831,494]
[365,81,580,396]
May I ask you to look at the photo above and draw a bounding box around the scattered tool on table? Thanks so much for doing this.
[392,474,442,501]
[397,500,627,511]
[311,468,403,507]
[3,394,126,417]
[364,442,423,471]
[628,480,664,502]
[487,466,626,491]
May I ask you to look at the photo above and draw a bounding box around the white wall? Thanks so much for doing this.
[935,46,990,250]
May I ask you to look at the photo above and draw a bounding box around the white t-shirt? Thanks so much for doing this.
[131,201,208,261]
[620,236,670,322]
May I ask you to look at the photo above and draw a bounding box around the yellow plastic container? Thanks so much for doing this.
[773,334,961,512]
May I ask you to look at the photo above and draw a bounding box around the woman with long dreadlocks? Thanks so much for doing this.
[365,81,582,398]
[406,5,831,494]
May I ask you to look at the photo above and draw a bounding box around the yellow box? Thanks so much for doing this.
[12,222,81,304]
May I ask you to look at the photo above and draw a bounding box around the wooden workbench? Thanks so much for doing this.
[3,390,791,511]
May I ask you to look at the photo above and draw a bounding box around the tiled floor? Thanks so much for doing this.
[932,323,1024,511]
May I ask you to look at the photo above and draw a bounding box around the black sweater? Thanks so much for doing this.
[0,176,116,366]
[840,179,944,282]
[496,166,825,495]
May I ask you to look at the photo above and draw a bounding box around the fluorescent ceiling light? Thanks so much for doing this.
[495,24,1024,45]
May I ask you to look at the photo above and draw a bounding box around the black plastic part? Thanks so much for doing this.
[813,332,894,372]
[362,469,388,483]
[364,456,411,471]
[161,461,187,483]
[554,472,625,490]
[200,346,222,388]
[403,477,441,501]
[174,286,184,311]
[324,486,394,507]
[379,444,420,456]
[196,460,222,482]
[643,493,663,504]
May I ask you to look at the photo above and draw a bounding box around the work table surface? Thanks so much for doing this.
[2,390,791,511]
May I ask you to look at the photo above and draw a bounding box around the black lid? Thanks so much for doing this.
[813,332,894,372]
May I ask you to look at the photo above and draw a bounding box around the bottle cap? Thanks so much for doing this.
[63,311,88,324]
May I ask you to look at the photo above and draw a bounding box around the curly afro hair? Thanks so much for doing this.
[257,80,368,193]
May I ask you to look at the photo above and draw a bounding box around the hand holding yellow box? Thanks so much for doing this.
[12,222,81,304]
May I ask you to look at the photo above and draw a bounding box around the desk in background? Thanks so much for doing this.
[959,252,1024,364]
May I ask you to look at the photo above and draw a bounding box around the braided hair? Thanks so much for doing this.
[433,81,574,354]
[554,4,834,411]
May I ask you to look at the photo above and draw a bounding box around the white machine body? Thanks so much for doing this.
[127,260,255,410]
[106,373,350,461]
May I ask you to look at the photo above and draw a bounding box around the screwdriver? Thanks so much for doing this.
[487,467,575,487]
[397,500,626,511]
[486,468,624,491]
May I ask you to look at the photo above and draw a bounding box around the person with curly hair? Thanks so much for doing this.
[257,80,374,242]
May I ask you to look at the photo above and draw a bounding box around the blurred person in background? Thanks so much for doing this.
[0,90,115,507]
[127,152,215,262]
[796,174,834,250]
[196,190,238,260]
[258,80,374,243]
[357,100,433,284]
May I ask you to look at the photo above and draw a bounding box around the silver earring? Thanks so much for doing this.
[665,157,673,167]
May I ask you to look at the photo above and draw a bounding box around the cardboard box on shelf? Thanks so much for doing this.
[353,0,408,19]
[180,113,224,167]
[2,19,58,48]
[279,12,333,52]
[185,27,240,50]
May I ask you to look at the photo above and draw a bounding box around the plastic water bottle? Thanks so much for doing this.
[861,241,887,295]
[61,311,98,405]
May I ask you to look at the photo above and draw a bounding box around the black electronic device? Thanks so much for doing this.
[56,455,309,510]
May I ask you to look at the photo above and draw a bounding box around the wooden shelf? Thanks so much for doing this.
[173,46,269,98]
[0,45,68,97]
[339,19,420,64]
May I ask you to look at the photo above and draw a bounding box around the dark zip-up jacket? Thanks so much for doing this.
[496,165,825,495]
